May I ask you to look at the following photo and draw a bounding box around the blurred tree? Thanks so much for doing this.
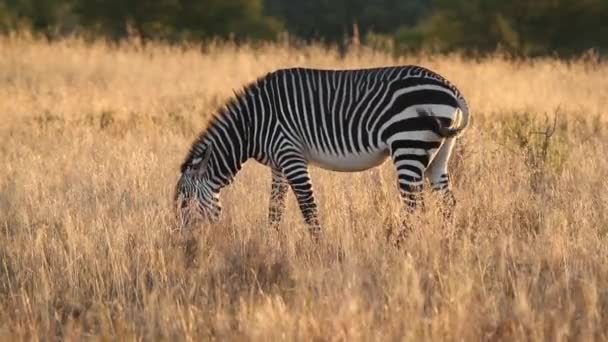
[176,0,281,41]
[0,0,606,56]
[0,0,76,36]
[264,0,431,44]
[408,0,608,56]
[76,0,180,40]
[76,0,280,41]
[0,2,17,31]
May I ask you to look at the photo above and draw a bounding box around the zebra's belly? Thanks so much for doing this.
[305,148,389,172]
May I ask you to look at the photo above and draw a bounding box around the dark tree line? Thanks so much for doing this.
[264,0,431,44]
[1,0,607,57]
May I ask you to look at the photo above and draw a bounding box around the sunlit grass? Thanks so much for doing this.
[1,35,607,340]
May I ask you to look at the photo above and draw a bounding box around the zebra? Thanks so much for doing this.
[174,66,470,238]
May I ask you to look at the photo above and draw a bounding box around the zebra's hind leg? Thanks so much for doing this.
[394,179,425,246]
[278,157,322,240]
[390,141,432,245]
[268,168,289,229]
[426,137,457,224]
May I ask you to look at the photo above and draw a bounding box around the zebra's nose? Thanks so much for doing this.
[175,197,191,226]
[176,197,208,229]
[176,206,188,227]
[179,199,189,209]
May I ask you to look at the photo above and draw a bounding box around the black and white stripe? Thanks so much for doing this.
[175,65,470,236]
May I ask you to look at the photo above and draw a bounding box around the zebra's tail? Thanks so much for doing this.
[417,97,470,138]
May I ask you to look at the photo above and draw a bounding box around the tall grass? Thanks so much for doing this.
[1,35,607,341]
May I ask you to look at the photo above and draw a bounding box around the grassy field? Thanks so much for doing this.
[1,35,607,341]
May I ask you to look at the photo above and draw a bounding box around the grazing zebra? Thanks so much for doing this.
[175,66,470,238]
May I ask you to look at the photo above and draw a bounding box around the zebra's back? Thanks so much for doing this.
[263,66,464,164]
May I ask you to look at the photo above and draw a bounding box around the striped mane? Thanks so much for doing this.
[180,73,270,173]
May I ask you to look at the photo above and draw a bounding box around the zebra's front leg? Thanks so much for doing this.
[279,158,322,239]
[268,168,289,229]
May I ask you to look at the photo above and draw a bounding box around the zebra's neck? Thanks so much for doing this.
[184,89,258,191]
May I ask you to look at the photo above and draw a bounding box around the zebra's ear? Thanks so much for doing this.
[202,143,213,166]
[194,143,213,178]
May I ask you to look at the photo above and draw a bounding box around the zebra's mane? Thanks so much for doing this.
[180,73,270,173]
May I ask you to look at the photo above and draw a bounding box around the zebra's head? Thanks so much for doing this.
[174,143,222,227]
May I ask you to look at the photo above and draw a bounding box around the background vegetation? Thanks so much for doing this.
[1,35,607,340]
[1,1,607,340]
[1,0,607,56]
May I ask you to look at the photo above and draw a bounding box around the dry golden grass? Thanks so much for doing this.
[1,35,607,341]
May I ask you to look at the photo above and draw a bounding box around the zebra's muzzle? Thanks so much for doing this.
[175,195,205,229]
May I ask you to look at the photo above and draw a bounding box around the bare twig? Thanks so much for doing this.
[528,106,561,194]
[530,106,560,164]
